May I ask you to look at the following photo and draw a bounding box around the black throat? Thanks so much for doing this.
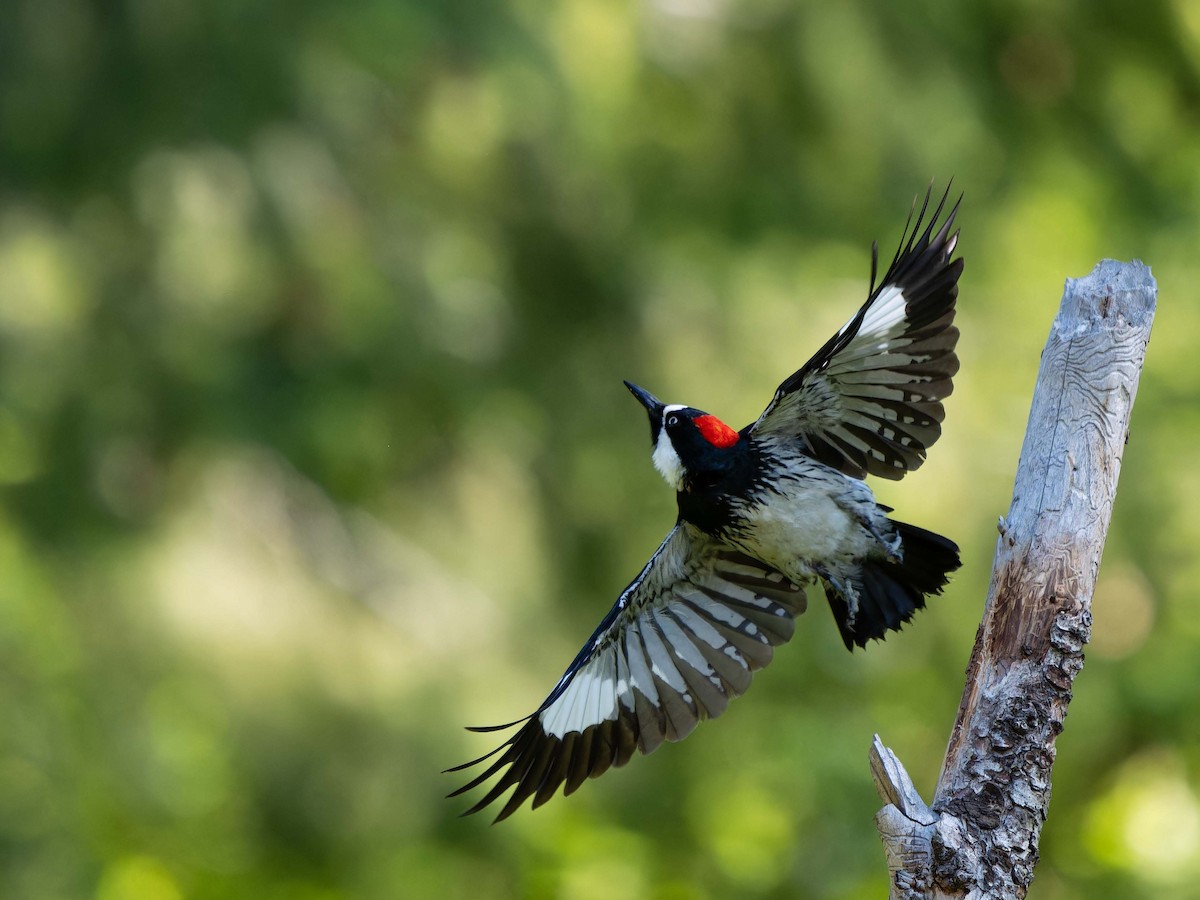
[675,439,768,538]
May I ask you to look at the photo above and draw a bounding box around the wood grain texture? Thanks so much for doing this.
[871,260,1156,900]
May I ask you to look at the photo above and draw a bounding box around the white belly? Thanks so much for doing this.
[729,468,883,583]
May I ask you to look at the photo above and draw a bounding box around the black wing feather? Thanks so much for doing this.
[447,525,806,821]
[747,184,963,480]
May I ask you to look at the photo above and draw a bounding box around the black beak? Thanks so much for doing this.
[624,381,665,416]
[624,381,666,441]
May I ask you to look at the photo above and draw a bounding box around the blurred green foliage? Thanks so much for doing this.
[0,0,1198,897]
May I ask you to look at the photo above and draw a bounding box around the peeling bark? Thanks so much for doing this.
[871,260,1157,899]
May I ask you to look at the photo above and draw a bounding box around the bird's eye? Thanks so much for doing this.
[667,415,680,427]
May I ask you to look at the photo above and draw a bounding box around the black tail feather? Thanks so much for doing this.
[824,520,960,650]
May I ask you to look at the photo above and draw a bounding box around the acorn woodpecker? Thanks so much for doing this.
[449,186,964,821]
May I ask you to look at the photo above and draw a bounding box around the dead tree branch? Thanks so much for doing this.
[871,259,1157,899]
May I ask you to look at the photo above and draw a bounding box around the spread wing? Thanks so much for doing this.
[447,524,807,822]
[747,186,964,480]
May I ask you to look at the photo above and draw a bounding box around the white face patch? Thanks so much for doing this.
[652,404,687,489]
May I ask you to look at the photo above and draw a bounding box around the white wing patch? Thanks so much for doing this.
[542,666,618,738]
[857,285,907,338]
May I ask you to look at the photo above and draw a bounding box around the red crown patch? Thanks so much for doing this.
[695,415,739,448]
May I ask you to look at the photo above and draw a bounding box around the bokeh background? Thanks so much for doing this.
[0,0,1198,897]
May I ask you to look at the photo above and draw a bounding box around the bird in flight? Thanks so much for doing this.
[449,186,964,822]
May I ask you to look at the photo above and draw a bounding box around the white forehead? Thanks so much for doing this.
[662,404,687,419]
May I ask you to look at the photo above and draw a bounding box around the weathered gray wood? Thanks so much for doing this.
[871,259,1157,899]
